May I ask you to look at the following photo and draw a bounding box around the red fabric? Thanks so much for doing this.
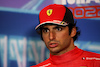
[35,4,67,30]
[39,4,66,24]
[31,46,100,67]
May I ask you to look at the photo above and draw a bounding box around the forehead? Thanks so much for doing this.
[41,24,66,28]
[43,24,57,28]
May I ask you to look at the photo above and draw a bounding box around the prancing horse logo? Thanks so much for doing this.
[47,9,53,16]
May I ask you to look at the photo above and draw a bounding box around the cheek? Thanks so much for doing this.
[57,32,69,39]
[42,34,48,43]
[42,34,46,40]
[56,32,70,43]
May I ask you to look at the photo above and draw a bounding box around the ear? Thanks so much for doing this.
[71,27,76,37]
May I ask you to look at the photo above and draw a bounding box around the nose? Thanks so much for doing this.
[49,31,55,40]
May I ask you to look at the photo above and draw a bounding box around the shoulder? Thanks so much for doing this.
[80,50,100,66]
[82,50,100,57]
[30,58,51,67]
[82,50,100,62]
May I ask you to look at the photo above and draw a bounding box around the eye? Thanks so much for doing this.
[56,27,62,31]
[42,28,49,33]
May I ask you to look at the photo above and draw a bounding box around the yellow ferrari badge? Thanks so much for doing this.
[47,9,53,16]
[60,21,65,24]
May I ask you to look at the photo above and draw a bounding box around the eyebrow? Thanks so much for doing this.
[54,25,66,29]
[41,27,49,30]
[42,25,66,30]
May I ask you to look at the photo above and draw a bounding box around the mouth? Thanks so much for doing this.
[49,43,58,48]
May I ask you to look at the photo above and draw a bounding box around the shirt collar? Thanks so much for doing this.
[49,46,83,64]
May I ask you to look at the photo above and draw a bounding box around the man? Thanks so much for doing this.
[31,4,100,67]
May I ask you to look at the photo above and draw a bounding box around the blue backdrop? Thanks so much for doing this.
[0,0,100,67]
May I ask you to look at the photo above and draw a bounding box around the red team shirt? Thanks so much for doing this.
[31,46,100,67]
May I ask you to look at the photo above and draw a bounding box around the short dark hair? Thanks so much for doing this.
[37,22,80,41]
[68,22,80,41]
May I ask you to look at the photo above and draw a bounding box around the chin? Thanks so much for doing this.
[50,48,61,54]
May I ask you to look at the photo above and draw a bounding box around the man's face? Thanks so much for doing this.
[42,25,75,55]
